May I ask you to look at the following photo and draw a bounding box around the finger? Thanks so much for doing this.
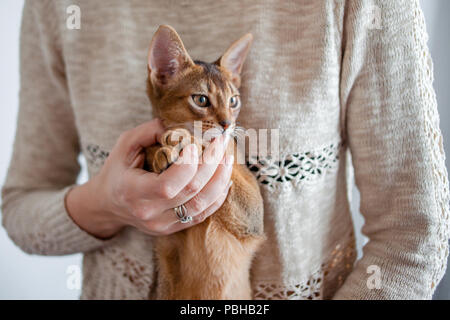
[116,119,166,165]
[163,153,233,219]
[166,180,233,234]
[190,180,232,224]
[144,144,199,200]
[182,154,233,215]
[130,151,146,169]
[153,158,232,231]
[202,130,231,165]
[165,132,231,207]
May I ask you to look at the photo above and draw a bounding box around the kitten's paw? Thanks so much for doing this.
[152,146,178,174]
[148,128,202,173]
[162,128,203,154]
[161,128,192,148]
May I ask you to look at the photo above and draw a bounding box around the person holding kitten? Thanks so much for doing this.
[2,0,449,300]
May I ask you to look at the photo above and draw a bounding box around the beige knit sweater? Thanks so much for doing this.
[2,0,449,300]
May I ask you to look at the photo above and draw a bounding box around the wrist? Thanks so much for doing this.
[66,178,125,239]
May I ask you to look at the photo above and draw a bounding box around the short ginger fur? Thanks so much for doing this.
[145,25,264,299]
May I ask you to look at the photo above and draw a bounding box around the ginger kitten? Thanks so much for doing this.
[145,25,264,300]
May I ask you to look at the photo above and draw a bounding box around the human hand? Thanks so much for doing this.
[66,119,233,239]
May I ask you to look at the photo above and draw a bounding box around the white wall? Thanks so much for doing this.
[0,0,449,300]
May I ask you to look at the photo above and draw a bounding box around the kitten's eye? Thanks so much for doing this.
[230,95,240,108]
[192,95,210,108]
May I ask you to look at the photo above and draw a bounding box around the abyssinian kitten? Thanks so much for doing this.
[145,25,264,299]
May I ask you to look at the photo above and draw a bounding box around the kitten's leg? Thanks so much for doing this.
[153,235,183,300]
[216,164,265,239]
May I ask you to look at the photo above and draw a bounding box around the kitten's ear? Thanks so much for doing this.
[148,25,194,88]
[215,33,253,88]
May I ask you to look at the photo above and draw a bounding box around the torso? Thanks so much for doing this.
[56,0,355,299]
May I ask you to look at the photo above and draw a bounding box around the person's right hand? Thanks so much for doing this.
[66,119,233,239]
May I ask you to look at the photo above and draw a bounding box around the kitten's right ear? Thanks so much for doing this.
[148,25,194,88]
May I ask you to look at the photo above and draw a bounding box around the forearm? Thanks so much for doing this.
[1,186,108,255]
[65,179,125,239]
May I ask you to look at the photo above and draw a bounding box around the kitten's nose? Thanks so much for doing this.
[219,120,231,130]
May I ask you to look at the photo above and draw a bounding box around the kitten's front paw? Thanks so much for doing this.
[148,128,202,173]
[152,146,178,173]
[161,128,192,148]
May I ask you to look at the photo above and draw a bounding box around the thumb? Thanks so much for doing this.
[117,119,166,166]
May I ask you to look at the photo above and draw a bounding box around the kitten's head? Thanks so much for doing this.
[147,25,253,133]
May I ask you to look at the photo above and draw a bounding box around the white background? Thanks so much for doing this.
[0,1,449,299]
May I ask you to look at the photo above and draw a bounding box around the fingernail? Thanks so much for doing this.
[188,143,199,154]
[225,180,233,192]
[226,154,234,166]
[223,131,231,145]
[181,144,198,165]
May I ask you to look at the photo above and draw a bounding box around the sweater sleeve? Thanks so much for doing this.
[335,0,450,299]
[1,0,108,255]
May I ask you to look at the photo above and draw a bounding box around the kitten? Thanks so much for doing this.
[145,25,264,300]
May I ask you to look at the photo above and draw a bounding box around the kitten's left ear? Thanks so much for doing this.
[215,33,253,88]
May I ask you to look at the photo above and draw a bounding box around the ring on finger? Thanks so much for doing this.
[173,204,192,224]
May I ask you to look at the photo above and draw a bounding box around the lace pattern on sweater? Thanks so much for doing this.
[99,247,153,291]
[412,1,450,292]
[247,142,341,192]
[83,141,342,193]
[253,231,356,300]
[84,144,110,167]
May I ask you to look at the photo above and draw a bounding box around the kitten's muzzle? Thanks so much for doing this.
[219,120,231,130]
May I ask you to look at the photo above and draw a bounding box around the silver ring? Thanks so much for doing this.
[173,204,192,224]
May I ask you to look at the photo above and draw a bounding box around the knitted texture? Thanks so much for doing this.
[2,0,449,300]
